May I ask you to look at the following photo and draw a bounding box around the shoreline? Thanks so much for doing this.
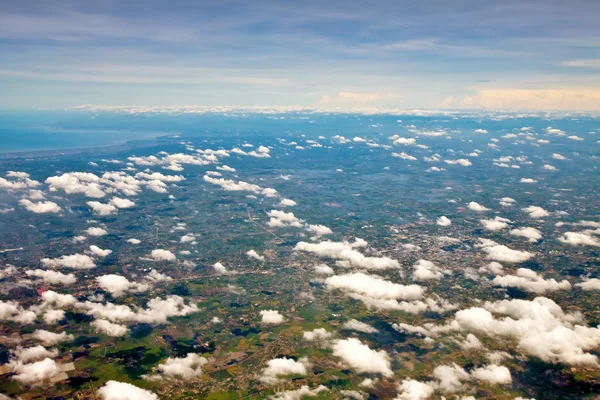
[0,136,176,160]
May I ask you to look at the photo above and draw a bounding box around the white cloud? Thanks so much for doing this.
[98,381,158,400]
[510,227,542,242]
[445,159,472,167]
[436,216,451,226]
[343,319,379,333]
[269,385,328,400]
[261,357,309,384]
[86,227,108,236]
[147,249,177,261]
[396,379,435,400]
[127,238,141,244]
[325,272,424,301]
[212,262,227,274]
[9,358,63,384]
[314,264,334,275]
[76,295,198,324]
[87,201,118,216]
[295,239,400,270]
[149,353,208,380]
[392,152,417,160]
[520,178,537,183]
[332,338,392,376]
[303,328,334,341]
[474,129,488,134]
[260,309,285,324]
[492,268,571,293]
[480,216,511,231]
[41,253,96,269]
[522,206,550,218]
[247,249,265,261]
[468,202,489,212]
[96,274,150,297]
[280,198,297,207]
[471,364,512,385]
[559,232,600,247]
[32,329,74,345]
[46,172,105,198]
[453,297,600,366]
[19,199,61,213]
[25,269,76,285]
[552,153,567,160]
[89,245,112,257]
[477,240,533,263]
[413,259,450,281]
[306,224,333,236]
[109,197,135,208]
[577,278,600,290]
[92,319,129,337]
[12,345,59,363]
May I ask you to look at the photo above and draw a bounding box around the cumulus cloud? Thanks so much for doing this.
[306,224,333,237]
[19,199,61,213]
[467,202,489,212]
[492,268,571,293]
[326,272,424,301]
[0,300,37,324]
[146,353,208,380]
[92,319,129,337]
[75,295,199,324]
[295,239,400,270]
[109,197,135,208]
[260,310,285,324]
[577,278,600,290]
[204,175,276,197]
[520,178,537,183]
[89,245,112,257]
[25,269,76,285]
[267,210,304,228]
[396,379,435,400]
[436,216,451,226]
[261,357,309,384]
[314,264,334,275]
[96,274,150,297]
[332,338,392,377]
[269,385,328,400]
[280,198,296,207]
[477,239,533,263]
[46,172,105,198]
[412,260,450,281]
[98,380,158,400]
[12,345,59,363]
[9,358,63,384]
[303,328,334,341]
[559,232,600,247]
[522,206,550,218]
[445,159,472,167]
[212,262,228,274]
[510,227,542,242]
[41,253,96,269]
[343,319,379,333]
[452,297,600,366]
[32,329,74,345]
[480,216,511,231]
[247,249,265,261]
[147,249,177,261]
[85,227,108,236]
[471,364,512,385]
[87,201,118,216]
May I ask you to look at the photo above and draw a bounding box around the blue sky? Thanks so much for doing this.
[1,0,600,110]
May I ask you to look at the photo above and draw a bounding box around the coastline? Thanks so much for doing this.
[0,136,175,160]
